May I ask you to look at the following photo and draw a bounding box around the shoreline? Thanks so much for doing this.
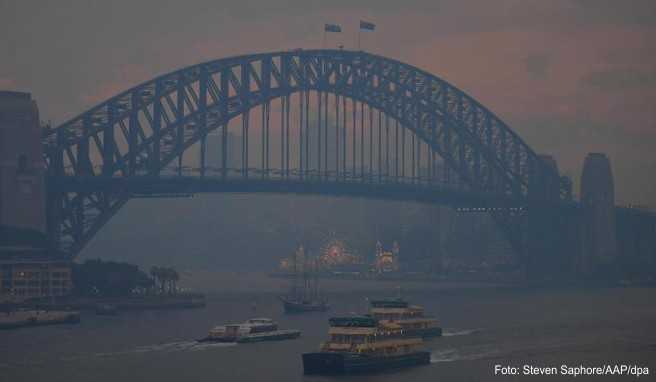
[0,310,80,330]
[1,293,206,313]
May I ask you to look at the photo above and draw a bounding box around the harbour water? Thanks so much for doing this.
[1,280,655,381]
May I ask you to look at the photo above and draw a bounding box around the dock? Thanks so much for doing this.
[0,310,80,329]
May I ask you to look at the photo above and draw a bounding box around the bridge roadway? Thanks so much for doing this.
[48,169,535,209]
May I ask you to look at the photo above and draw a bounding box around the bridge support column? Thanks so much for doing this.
[579,153,617,278]
[616,209,656,280]
[523,155,578,282]
[524,201,580,283]
[0,91,48,236]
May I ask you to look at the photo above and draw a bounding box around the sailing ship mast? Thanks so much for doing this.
[311,259,319,301]
[303,250,310,302]
[291,245,297,300]
[280,244,329,313]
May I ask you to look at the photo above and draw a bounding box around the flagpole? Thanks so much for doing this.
[358,21,376,52]
[357,28,361,50]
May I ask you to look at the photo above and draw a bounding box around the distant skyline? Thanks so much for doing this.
[1,0,655,207]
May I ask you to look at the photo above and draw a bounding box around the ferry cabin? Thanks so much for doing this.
[321,323,423,356]
[369,304,425,320]
[368,300,441,335]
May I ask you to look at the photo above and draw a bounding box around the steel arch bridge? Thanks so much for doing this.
[42,49,573,258]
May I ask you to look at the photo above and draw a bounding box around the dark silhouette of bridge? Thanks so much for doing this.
[38,49,654,279]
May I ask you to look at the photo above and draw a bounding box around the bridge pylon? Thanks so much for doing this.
[579,153,617,277]
[523,155,579,282]
[0,92,48,235]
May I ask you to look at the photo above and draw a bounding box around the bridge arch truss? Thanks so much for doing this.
[42,49,571,257]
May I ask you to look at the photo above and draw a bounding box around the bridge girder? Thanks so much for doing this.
[42,49,571,258]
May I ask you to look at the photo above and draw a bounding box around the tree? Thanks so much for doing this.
[149,266,180,295]
[169,268,180,295]
[150,266,164,294]
[73,259,152,297]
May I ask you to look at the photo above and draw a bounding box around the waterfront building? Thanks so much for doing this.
[0,258,72,302]
[1,225,72,302]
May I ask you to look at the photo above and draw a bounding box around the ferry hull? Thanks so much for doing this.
[236,329,301,343]
[196,336,237,343]
[199,329,301,343]
[302,351,430,375]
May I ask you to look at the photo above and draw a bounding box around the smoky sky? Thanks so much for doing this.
[1,0,655,207]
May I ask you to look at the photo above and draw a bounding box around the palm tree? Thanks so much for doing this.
[170,269,180,295]
[162,268,171,294]
[149,266,158,292]
[150,266,165,294]
[149,266,181,295]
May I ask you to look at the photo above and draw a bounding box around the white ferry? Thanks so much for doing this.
[198,318,300,343]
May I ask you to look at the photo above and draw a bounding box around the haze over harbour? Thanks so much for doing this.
[1,1,656,381]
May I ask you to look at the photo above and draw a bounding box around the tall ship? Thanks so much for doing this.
[368,298,442,338]
[279,245,329,313]
[302,316,430,375]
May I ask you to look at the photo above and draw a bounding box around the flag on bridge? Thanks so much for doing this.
[357,20,376,50]
[325,24,342,33]
[360,21,376,31]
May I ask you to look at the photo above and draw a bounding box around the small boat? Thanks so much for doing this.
[302,316,430,375]
[280,245,329,314]
[199,323,251,342]
[199,318,277,342]
[198,318,300,343]
[280,297,329,313]
[95,303,119,316]
[368,298,442,338]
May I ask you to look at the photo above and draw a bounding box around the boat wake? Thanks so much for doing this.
[430,349,460,363]
[442,328,481,337]
[58,340,237,362]
[0,340,238,369]
[132,340,237,354]
[430,346,500,363]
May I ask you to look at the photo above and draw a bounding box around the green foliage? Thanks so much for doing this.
[149,266,180,295]
[72,259,154,297]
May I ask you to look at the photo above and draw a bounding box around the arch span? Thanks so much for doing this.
[43,49,569,257]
